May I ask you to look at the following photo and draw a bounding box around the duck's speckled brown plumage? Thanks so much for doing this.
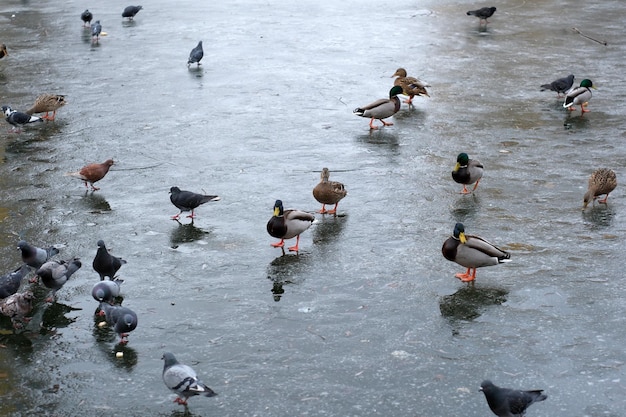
[26,94,67,121]
[583,168,617,209]
[391,68,430,104]
[0,44,8,59]
[312,168,347,214]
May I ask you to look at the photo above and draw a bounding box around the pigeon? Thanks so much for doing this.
[0,290,34,328]
[480,380,547,417]
[98,302,138,344]
[91,279,122,303]
[17,240,59,269]
[92,240,127,281]
[0,44,8,59]
[25,94,67,121]
[81,9,93,27]
[122,5,143,20]
[66,159,114,191]
[169,186,220,220]
[467,7,497,24]
[36,258,82,301]
[540,74,575,98]
[91,20,102,42]
[0,265,31,299]
[266,200,315,253]
[2,106,43,132]
[187,41,203,67]
[162,352,217,406]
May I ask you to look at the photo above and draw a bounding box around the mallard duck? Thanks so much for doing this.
[442,223,511,282]
[466,7,496,25]
[312,168,347,214]
[81,9,93,27]
[391,68,430,104]
[25,94,67,121]
[353,85,403,130]
[66,159,115,191]
[266,200,315,253]
[583,168,617,209]
[0,44,8,59]
[540,74,574,98]
[563,79,594,113]
[452,153,484,194]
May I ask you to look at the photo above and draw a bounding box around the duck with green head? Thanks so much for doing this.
[266,200,315,253]
[563,79,595,113]
[353,85,403,130]
[452,153,484,194]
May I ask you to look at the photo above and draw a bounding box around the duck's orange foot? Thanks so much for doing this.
[174,398,188,405]
[271,240,285,248]
[381,120,394,126]
[455,272,476,282]
[287,245,300,252]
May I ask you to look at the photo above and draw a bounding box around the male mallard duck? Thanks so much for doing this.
[563,79,594,113]
[25,94,67,121]
[0,44,8,59]
[442,223,511,282]
[81,9,93,27]
[312,168,347,214]
[267,200,315,253]
[353,85,403,130]
[583,168,617,209]
[452,152,484,194]
[391,68,430,104]
[541,74,575,98]
[466,7,496,25]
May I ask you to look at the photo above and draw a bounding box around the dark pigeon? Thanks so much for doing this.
[92,240,127,281]
[467,6,497,23]
[162,352,217,406]
[98,302,138,344]
[91,279,122,303]
[187,41,203,67]
[81,9,93,27]
[17,240,59,269]
[0,290,34,327]
[540,74,575,97]
[169,186,220,220]
[122,5,143,20]
[0,265,31,299]
[36,258,82,300]
[2,106,43,132]
[480,380,547,417]
[91,20,102,42]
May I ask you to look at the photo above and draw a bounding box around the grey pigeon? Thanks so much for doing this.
[2,106,43,132]
[541,74,575,97]
[467,6,497,24]
[17,240,59,269]
[91,20,102,42]
[91,279,122,303]
[122,5,143,20]
[480,380,547,417]
[162,352,217,406]
[187,41,203,67]
[98,302,138,344]
[0,290,34,328]
[0,265,31,299]
[92,240,127,280]
[81,9,93,27]
[36,258,82,300]
[169,186,220,220]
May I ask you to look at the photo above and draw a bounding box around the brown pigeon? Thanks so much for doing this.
[66,159,114,191]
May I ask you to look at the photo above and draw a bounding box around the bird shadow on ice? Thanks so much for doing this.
[39,301,81,334]
[266,254,311,302]
[563,111,590,130]
[582,204,615,229]
[170,220,212,247]
[449,193,481,224]
[187,66,204,78]
[439,284,508,335]
[79,190,112,213]
[312,213,347,245]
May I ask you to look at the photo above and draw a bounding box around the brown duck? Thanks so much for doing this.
[26,94,67,121]
[0,44,8,59]
[583,168,617,209]
[391,68,430,104]
[312,168,347,214]
[66,159,114,191]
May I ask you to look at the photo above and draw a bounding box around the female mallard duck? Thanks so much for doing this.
[0,44,8,59]
[26,94,67,121]
[442,223,511,282]
[267,200,315,253]
[354,85,403,130]
[540,74,574,98]
[452,153,484,194]
[391,68,430,104]
[312,168,347,214]
[563,79,594,113]
[583,168,617,209]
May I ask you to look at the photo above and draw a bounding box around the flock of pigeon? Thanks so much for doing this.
[0,4,614,415]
